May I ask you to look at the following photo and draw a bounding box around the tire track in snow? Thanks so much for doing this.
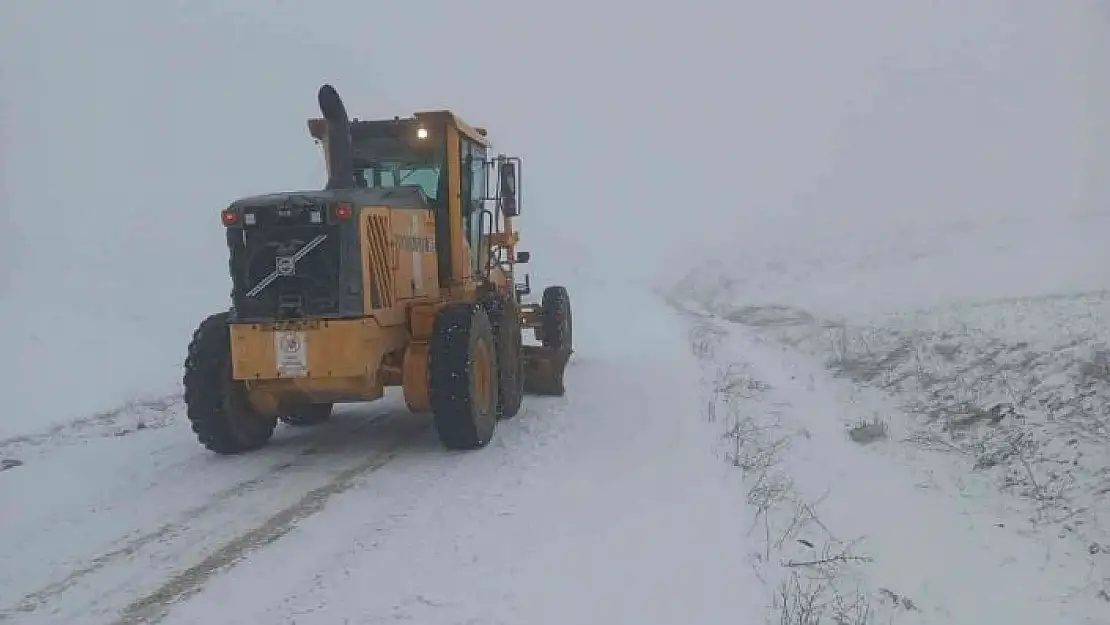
[111,413,427,625]
[1,404,427,625]
[5,468,288,618]
[2,414,368,617]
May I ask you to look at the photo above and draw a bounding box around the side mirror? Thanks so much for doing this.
[499,161,520,217]
[516,251,531,264]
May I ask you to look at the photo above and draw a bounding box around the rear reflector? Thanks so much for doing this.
[332,203,352,219]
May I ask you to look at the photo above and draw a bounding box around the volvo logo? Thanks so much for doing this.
[275,256,296,276]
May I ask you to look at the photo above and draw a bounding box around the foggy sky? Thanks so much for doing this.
[3,1,1108,289]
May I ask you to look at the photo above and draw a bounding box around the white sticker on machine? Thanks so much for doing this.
[410,213,423,295]
[275,331,307,377]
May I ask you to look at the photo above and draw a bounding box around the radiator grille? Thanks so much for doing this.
[364,214,395,309]
[232,224,341,320]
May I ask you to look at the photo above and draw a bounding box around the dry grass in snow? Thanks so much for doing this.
[682,306,895,625]
[676,282,1110,610]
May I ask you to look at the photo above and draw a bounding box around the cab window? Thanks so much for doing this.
[459,136,488,274]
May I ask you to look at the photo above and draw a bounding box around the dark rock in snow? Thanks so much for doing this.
[1,458,24,472]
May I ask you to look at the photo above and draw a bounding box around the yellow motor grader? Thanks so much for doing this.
[183,84,572,454]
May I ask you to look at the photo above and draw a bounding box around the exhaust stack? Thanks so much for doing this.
[317,84,355,190]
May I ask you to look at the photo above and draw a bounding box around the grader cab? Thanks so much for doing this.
[183,84,572,455]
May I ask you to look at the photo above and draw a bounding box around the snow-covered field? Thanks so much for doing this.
[668,212,1110,623]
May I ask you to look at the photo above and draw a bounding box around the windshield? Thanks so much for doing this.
[350,126,444,201]
[354,162,442,201]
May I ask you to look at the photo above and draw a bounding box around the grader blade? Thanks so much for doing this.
[521,345,571,396]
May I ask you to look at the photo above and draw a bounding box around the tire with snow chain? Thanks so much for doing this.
[428,302,499,450]
[540,286,572,353]
[183,311,277,454]
[480,293,524,420]
[280,403,333,426]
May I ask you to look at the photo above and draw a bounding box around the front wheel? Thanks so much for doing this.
[541,285,572,354]
[481,293,525,420]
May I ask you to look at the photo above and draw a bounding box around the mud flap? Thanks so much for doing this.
[521,345,572,396]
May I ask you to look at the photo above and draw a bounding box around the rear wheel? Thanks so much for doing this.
[183,312,277,454]
[428,302,500,450]
[481,293,525,420]
[280,403,333,427]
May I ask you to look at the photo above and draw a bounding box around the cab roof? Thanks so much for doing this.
[307,109,491,149]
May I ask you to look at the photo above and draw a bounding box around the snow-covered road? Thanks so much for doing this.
[1,286,763,625]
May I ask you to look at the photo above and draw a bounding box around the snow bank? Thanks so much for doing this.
[4,308,184,440]
[673,295,1110,622]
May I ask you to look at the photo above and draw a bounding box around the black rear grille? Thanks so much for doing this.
[230,224,343,321]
